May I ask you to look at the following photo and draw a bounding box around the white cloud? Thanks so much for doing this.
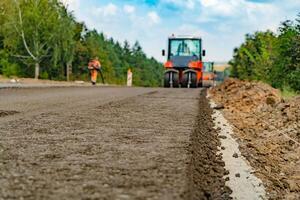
[198,0,281,20]
[123,5,135,14]
[176,24,208,38]
[244,3,280,32]
[60,0,80,11]
[95,3,118,17]
[186,0,196,9]
[197,0,282,32]
[199,0,244,17]
[148,11,161,25]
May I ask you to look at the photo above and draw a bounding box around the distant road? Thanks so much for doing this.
[0,82,91,89]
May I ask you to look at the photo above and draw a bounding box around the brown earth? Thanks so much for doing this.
[185,91,232,200]
[209,79,300,199]
[0,87,231,200]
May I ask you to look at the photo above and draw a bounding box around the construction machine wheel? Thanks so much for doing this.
[164,73,170,88]
[164,71,179,88]
[198,81,203,88]
[182,71,197,88]
[172,72,179,88]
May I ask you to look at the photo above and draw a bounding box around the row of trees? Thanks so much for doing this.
[230,14,300,92]
[0,0,163,86]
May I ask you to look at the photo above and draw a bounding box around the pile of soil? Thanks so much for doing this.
[209,79,300,199]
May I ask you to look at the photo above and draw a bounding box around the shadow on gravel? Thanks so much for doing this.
[185,90,232,200]
[0,110,19,117]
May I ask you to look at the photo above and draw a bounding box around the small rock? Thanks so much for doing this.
[235,173,241,178]
[10,79,17,83]
[245,83,252,90]
[286,180,299,192]
[232,153,239,158]
[213,104,225,110]
[288,140,295,146]
[75,80,85,84]
[219,135,227,139]
[225,177,230,181]
[221,146,226,150]
[266,97,276,106]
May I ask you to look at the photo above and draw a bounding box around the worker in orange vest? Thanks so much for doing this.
[88,57,101,85]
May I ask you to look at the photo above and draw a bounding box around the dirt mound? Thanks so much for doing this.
[210,78,282,112]
[209,79,300,199]
[185,90,232,200]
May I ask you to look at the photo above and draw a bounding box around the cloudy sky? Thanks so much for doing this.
[61,0,300,62]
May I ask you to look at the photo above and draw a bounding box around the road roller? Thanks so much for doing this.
[162,35,206,88]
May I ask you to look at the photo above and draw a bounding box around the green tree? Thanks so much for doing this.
[229,13,300,92]
[3,0,72,79]
[271,19,300,90]
[50,4,76,81]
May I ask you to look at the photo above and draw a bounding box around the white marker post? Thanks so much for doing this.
[127,69,133,87]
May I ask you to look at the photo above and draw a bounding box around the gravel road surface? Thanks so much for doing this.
[0,87,230,200]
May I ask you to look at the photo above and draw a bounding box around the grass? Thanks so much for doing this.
[280,86,299,100]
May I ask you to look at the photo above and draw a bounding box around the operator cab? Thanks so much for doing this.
[162,36,206,68]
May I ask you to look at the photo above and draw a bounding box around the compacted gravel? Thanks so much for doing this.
[0,87,230,200]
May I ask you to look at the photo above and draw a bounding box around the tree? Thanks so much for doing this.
[273,18,300,90]
[229,13,300,92]
[230,31,276,81]
[3,0,70,79]
[51,3,76,81]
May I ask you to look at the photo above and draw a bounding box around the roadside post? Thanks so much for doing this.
[127,69,132,87]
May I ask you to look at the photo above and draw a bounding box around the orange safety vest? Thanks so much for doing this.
[88,59,101,84]
[88,60,101,70]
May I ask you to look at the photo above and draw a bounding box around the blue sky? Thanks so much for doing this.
[62,0,300,62]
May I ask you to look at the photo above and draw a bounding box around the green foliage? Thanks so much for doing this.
[40,71,49,80]
[0,50,20,77]
[229,31,276,81]
[230,14,300,92]
[71,30,163,86]
[0,0,163,86]
[281,86,299,99]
